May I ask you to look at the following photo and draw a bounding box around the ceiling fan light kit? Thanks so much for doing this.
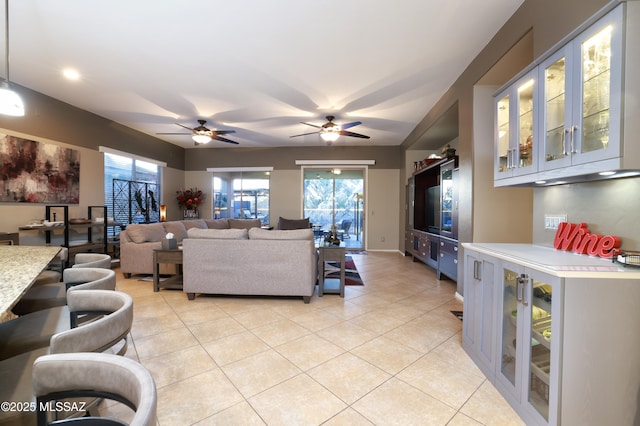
[0,0,24,117]
[290,115,370,144]
[157,119,239,145]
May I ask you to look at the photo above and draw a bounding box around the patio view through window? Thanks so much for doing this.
[303,168,364,250]
[212,170,270,225]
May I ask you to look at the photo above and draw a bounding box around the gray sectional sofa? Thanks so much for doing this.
[182,227,317,303]
[119,218,260,277]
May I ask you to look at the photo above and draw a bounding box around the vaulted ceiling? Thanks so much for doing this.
[7,0,524,149]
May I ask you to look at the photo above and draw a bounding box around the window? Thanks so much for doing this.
[103,150,162,235]
[211,169,271,226]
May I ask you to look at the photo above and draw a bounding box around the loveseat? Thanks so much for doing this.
[182,227,317,303]
[119,218,260,277]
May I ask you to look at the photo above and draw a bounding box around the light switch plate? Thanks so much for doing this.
[544,214,568,230]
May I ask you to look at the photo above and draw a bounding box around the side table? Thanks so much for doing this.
[317,245,345,297]
[152,248,183,292]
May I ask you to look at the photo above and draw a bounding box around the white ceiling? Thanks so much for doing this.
[6,0,524,149]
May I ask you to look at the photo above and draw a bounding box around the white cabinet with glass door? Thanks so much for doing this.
[539,5,623,172]
[495,70,538,181]
[495,262,560,426]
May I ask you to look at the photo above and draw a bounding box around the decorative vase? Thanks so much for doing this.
[183,209,199,219]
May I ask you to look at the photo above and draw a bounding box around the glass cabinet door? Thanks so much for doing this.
[440,163,453,236]
[541,48,571,170]
[515,78,535,175]
[495,93,511,178]
[495,71,537,180]
[528,276,554,422]
[500,266,522,393]
[580,24,613,155]
[540,5,622,171]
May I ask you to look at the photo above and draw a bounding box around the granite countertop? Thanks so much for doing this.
[0,245,61,322]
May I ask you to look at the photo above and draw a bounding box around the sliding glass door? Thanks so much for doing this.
[303,167,365,250]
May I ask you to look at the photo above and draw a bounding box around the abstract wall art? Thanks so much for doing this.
[0,133,80,204]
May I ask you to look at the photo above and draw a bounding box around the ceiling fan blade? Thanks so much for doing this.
[290,131,321,138]
[214,130,236,135]
[214,135,239,145]
[339,130,370,139]
[339,121,362,130]
[176,123,195,131]
[300,122,323,129]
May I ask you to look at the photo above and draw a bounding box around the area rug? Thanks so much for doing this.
[322,255,364,286]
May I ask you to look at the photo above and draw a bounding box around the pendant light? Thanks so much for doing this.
[0,0,24,116]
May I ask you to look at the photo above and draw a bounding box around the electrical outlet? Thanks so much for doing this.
[544,214,568,230]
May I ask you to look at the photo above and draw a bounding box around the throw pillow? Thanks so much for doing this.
[228,218,261,229]
[249,228,314,241]
[125,223,166,243]
[187,228,249,239]
[162,221,188,242]
[277,217,310,230]
[181,219,207,230]
[205,219,230,229]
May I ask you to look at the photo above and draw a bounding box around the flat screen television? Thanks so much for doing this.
[425,185,440,234]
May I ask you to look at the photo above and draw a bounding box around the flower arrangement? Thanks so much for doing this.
[176,188,204,211]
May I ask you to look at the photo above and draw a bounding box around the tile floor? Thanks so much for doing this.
[109,251,525,425]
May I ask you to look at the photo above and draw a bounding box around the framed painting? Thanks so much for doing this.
[0,133,80,204]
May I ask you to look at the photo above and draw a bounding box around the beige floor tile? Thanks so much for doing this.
[289,308,343,332]
[130,311,184,339]
[156,369,244,426]
[231,308,286,330]
[322,408,375,426]
[248,374,346,425]
[397,353,485,409]
[308,353,391,404]
[221,350,301,398]
[141,345,217,388]
[351,336,423,375]
[134,327,198,360]
[202,330,270,366]
[188,316,247,344]
[460,381,526,426]
[352,377,456,425]
[250,318,311,347]
[194,401,266,425]
[275,333,345,371]
[316,321,378,351]
[115,251,526,426]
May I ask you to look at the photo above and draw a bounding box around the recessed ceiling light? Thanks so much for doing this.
[62,68,81,81]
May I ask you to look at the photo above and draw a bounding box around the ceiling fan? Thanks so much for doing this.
[157,120,239,145]
[290,115,370,144]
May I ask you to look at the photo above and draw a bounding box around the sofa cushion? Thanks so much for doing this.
[182,219,207,230]
[187,228,249,240]
[205,219,230,229]
[162,221,188,242]
[249,228,314,241]
[125,223,166,243]
[228,219,261,229]
[277,217,310,230]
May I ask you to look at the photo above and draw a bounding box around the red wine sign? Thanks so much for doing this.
[554,222,620,258]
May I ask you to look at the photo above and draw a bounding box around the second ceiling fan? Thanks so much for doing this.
[290,115,370,143]
[157,120,239,145]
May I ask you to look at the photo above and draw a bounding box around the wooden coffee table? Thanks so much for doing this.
[153,248,183,292]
